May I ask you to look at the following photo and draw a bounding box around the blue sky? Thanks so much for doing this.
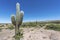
[0,0,60,23]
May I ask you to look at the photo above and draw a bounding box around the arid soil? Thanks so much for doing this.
[0,27,60,40]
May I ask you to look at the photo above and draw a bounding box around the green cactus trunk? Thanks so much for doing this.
[11,3,24,40]
[15,25,20,40]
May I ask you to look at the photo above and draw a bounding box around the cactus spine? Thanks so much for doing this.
[11,3,24,40]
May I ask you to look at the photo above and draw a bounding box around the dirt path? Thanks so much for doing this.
[23,28,60,40]
[0,28,60,40]
[0,29,15,40]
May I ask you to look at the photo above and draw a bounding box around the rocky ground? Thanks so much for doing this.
[0,27,60,40]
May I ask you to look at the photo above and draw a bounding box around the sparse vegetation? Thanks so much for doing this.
[45,24,60,31]
[8,25,14,30]
[13,28,23,39]
[0,28,2,32]
[21,21,60,31]
[0,24,4,27]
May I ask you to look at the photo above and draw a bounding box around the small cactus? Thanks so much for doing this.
[11,3,24,40]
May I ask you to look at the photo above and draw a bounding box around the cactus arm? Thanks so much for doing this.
[11,15,16,25]
[19,11,24,25]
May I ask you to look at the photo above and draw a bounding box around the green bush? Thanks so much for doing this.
[13,29,23,39]
[45,24,60,31]
[8,25,14,30]
[0,28,2,32]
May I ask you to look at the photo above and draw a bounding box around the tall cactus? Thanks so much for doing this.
[11,3,24,40]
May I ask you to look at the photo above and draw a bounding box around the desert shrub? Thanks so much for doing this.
[21,22,37,28]
[13,28,23,39]
[8,25,14,30]
[0,24,4,27]
[0,28,2,32]
[39,24,45,27]
[21,22,46,28]
[13,32,23,38]
[45,24,60,31]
